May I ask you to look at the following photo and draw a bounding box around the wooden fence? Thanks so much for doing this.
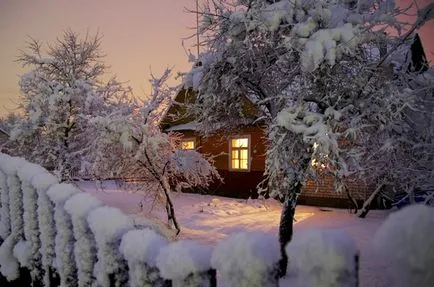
[0,153,432,287]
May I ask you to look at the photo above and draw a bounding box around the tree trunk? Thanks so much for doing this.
[161,179,181,235]
[345,185,359,214]
[358,184,384,218]
[278,181,302,277]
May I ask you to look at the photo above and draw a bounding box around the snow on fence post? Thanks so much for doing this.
[16,162,49,283]
[374,204,434,287]
[0,156,26,281]
[0,153,11,241]
[120,228,170,287]
[156,240,214,287]
[64,193,101,287]
[211,232,280,287]
[285,228,359,287]
[47,183,78,287]
[33,172,58,286]
[87,206,134,287]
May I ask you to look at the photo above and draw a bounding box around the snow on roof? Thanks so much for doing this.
[165,121,197,132]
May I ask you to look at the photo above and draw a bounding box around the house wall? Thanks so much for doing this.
[300,176,372,208]
[177,128,373,207]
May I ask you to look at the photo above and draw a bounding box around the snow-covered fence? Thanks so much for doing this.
[0,154,432,287]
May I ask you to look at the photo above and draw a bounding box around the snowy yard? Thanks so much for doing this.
[76,181,394,287]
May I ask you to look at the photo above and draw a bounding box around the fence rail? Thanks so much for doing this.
[0,154,432,287]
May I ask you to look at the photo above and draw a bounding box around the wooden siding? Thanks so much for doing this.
[198,126,267,172]
[175,128,374,205]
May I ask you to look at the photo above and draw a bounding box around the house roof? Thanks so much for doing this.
[165,121,197,132]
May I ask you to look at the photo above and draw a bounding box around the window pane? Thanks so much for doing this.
[232,138,249,148]
[239,138,248,148]
[232,160,239,169]
[181,140,195,150]
[240,160,248,169]
[232,150,239,160]
[240,149,248,160]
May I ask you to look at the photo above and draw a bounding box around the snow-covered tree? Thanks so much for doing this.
[186,0,434,274]
[10,30,134,180]
[0,112,21,134]
[88,70,221,234]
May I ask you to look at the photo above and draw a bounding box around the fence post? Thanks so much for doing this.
[285,228,359,287]
[156,240,213,287]
[32,172,59,287]
[211,232,280,287]
[87,206,134,287]
[17,162,50,285]
[0,156,26,281]
[47,183,78,287]
[64,193,101,287]
[120,228,169,287]
[374,205,434,287]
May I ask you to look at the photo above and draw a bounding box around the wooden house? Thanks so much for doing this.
[161,34,429,208]
[160,89,372,207]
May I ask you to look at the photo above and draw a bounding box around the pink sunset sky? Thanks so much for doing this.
[0,0,433,116]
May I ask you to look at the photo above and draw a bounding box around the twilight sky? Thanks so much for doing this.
[0,0,433,116]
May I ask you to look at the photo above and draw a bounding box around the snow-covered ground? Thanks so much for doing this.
[75,181,393,287]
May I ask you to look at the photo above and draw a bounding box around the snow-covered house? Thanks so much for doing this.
[161,34,430,207]
[160,89,370,207]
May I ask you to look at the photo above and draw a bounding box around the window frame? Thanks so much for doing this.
[180,137,196,150]
[228,135,251,172]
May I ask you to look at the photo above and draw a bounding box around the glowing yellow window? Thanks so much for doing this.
[181,139,195,150]
[230,137,249,170]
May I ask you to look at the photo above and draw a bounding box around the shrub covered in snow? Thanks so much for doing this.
[120,229,169,287]
[33,172,58,286]
[87,206,134,287]
[211,232,280,287]
[373,205,434,287]
[64,193,101,287]
[156,240,213,287]
[47,183,78,287]
[285,228,358,287]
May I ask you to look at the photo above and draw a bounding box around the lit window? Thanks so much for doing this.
[230,137,249,170]
[181,139,195,150]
